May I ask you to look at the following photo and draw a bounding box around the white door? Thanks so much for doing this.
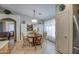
[56,12,69,53]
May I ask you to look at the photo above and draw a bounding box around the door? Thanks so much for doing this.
[56,12,69,53]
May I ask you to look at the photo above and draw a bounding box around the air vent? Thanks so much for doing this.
[3,9,12,14]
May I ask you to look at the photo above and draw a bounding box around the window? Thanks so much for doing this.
[7,23,14,32]
[44,19,55,42]
[44,19,55,38]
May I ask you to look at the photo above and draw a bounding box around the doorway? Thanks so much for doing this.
[0,18,16,41]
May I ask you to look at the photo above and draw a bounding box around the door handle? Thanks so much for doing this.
[64,36,67,39]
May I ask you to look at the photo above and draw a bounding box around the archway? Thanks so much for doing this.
[0,18,16,41]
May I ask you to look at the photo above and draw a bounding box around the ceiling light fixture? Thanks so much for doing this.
[32,19,37,23]
[32,10,38,23]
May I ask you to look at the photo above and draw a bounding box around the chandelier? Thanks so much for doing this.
[32,9,38,23]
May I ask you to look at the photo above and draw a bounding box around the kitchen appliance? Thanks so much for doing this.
[73,15,79,53]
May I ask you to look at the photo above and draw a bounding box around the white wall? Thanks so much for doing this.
[20,15,44,36]
[20,15,32,36]
[33,23,44,35]
[0,14,20,41]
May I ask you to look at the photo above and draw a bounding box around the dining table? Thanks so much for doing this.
[27,34,42,49]
[27,35,37,46]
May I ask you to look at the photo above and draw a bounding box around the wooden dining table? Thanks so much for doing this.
[27,35,37,46]
[27,34,42,49]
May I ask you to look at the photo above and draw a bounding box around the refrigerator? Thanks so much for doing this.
[73,15,79,53]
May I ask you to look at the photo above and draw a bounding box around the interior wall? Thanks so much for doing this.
[33,23,44,35]
[0,14,20,41]
[73,4,79,15]
[20,15,33,38]
[20,15,44,36]
[3,21,6,32]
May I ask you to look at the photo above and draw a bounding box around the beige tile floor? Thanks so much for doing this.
[11,40,58,54]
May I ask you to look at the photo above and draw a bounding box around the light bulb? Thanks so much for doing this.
[32,19,38,23]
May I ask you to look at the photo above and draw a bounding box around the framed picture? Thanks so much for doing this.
[27,24,33,31]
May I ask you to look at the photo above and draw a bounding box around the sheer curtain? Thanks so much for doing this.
[44,19,55,42]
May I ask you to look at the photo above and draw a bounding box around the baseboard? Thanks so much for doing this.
[47,39,55,43]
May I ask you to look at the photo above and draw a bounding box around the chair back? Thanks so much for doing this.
[35,35,42,45]
[27,37,33,43]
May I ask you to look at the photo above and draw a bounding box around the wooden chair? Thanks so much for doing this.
[34,35,43,48]
[22,35,28,47]
[27,37,33,47]
[23,35,34,48]
[22,33,29,47]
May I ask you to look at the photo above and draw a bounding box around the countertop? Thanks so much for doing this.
[0,40,9,49]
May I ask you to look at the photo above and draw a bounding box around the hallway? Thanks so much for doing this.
[11,40,57,54]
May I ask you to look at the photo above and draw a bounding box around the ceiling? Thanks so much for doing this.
[0,4,56,20]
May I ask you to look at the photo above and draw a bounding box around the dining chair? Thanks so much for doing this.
[34,36,43,48]
[22,33,29,47]
[27,37,33,47]
[22,36,27,47]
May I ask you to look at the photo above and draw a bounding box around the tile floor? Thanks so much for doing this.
[11,40,58,54]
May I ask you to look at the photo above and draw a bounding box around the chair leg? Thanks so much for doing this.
[35,46,36,51]
[34,44,37,51]
[29,43,30,47]
[41,44,42,48]
[22,43,25,48]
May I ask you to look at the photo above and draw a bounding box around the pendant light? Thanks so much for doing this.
[32,9,38,23]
